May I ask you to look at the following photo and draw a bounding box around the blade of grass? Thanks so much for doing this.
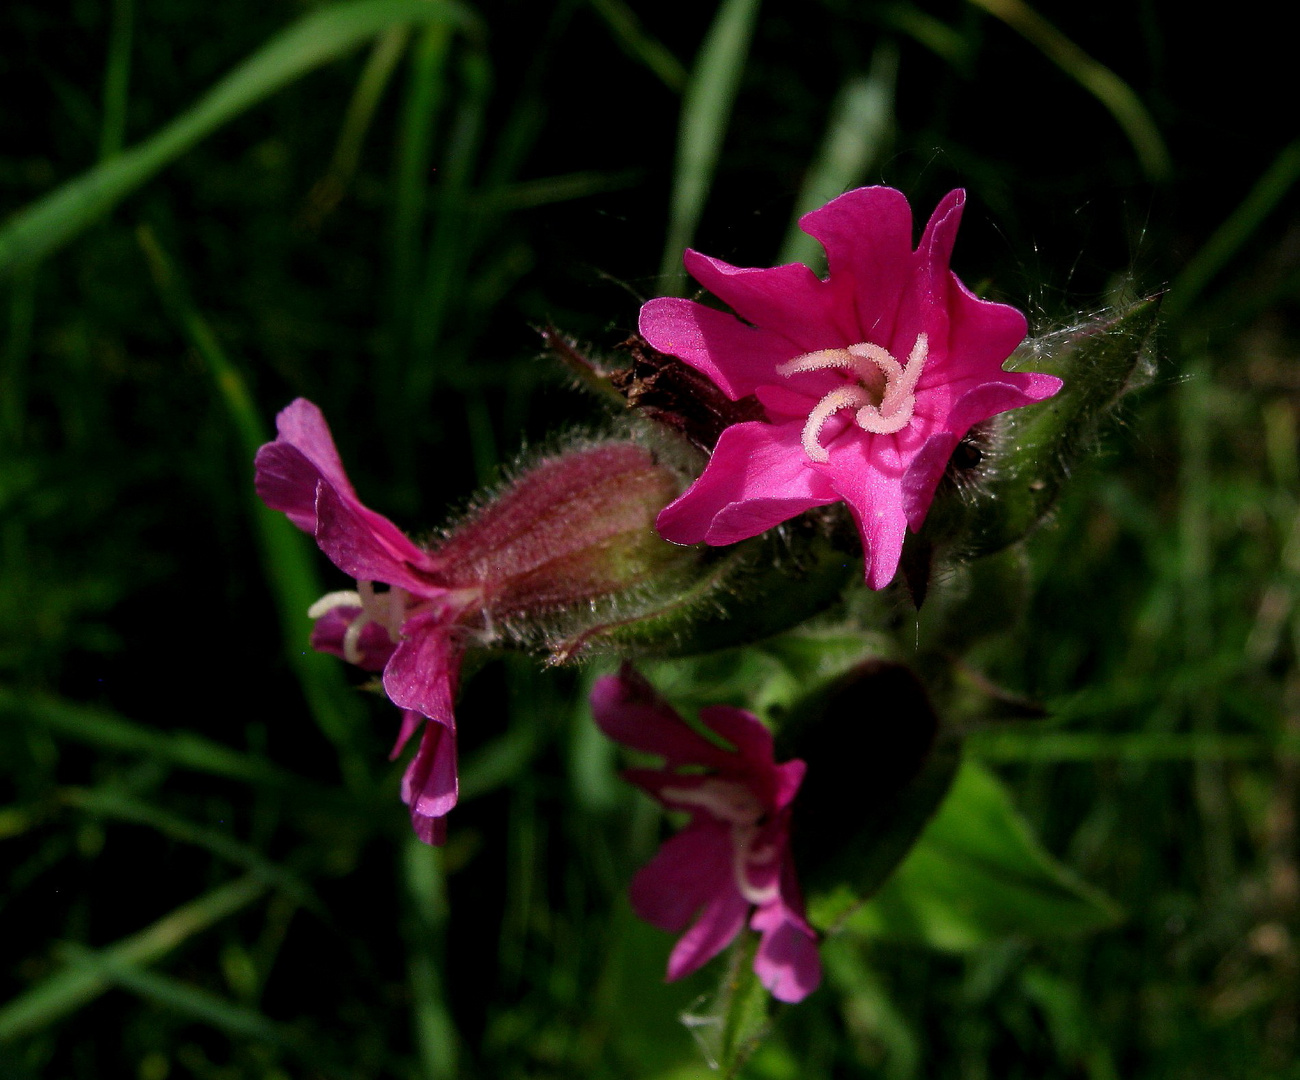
[137,225,371,793]
[778,44,898,269]
[383,21,454,437]
[586,0,687,92]
[457,722,543,801]
[57,945,295,1049]
[0,876,266,1040]
[2,271,35,445]
[302,24,412,229]
[407,44,493,413]
[0,687,305,789]
[1179,360,1235,893]
[968,0,1171,182]
[402,837,457,1079]
[877,3,972,70]
[98,0,134,161]
[0,0,479,277]
[1166,139,1300,324]
[658,0,762,293]
[967,730,1286,762]
[60,786,325,913]
[478,168,643,212]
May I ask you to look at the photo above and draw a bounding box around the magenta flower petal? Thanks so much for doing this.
[656,421,838,546]
[401,718,458,821]
[273,398,359,496]
[799,187,914,317]
[665,886,752,982]
[254,398,443,593]
[391,709,425,760]
[253,399,356,533]
[595,668,821,1002]
[750,902,823,1003]
[770,759,807,813]
[628,819,737,932]
[818,436,909,591]
[681,253,853,352]
[382,613,462,724]
[591,669,736,770]
[309,607,397,672]
[644,186,1062,589]
[410,808,448,846]
[253,442,331,534]
[937,275,1031,385]
[697,705,782,798]
[640,298,804,402]
[313,478,441,594]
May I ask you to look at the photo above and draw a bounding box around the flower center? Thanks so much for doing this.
[659,778,765,825]
[307,582,486,664]
[658,779,780,906]
[775,334,928,463]
[307,581,410,664]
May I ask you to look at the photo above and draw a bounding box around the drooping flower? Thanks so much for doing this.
[642,186,1063,589]
[591,666,820,1003]
[254,398,682,843]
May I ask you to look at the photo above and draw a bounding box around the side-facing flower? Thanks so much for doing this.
[255,398,682,843]
[591,667,820,1003]
[642,186,1062,589]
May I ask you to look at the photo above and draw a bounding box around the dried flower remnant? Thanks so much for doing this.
[592,667,820,1003]
[643,187,1062,589]
[255,399,682,842]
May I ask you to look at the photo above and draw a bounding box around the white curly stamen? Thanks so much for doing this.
[801,385,871,463]
[661,780,781,906]
[778,334,928,462]
[660,779,764,825]
[307,590,364,619]
[307,583,409,665]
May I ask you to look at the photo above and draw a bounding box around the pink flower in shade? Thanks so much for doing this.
[591,668,821,1003]
[254,399,474,845]
[642,186,1063,590]
[255,399,682,844]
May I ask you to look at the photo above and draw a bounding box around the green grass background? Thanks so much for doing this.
[2,0,1298,1076]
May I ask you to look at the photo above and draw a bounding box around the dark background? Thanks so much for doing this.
[2,1,1299,1077]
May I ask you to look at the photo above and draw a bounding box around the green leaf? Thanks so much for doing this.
[834,761,1121,949]
[779,661,962,898]
[0,0,478,277]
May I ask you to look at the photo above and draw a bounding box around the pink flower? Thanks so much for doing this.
[255,399,681,844]
[254,399,472,844]
[591,667,821,1003]
[643,187,1062,589]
